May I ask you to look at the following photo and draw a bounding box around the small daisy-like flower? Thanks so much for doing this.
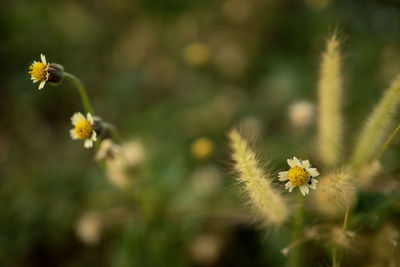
[70,112,97,148]
[29,54,50,89]
[278,156,319,196]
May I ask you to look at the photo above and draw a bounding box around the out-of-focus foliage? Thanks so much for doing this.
[1,0,400,266]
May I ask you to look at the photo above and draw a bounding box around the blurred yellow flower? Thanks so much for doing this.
[183,42,210,66]
[29,53,50,90]
[191,137,214,160]
[70,112,97,148]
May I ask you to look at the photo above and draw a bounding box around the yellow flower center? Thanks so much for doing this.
[75,121,93,140]
[29,62,48,81]
[288,166,308,186]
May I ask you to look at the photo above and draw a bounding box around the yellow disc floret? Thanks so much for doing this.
[288,166,308,186]
[29,62,48,82]
[75,120,93,140]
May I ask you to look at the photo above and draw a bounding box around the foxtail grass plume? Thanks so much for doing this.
[318,34,343,168]
[70,112,97,148]
[351,75,400,168]
[229,130,288,226]
[314,170,355,217]
[278,156,319,196]
[356,160,382,187]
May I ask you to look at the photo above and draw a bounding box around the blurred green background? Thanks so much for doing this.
[1,0,400,266]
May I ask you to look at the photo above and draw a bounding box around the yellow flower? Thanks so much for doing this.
[29,54,50,90]
[70,112,97,148]
[191,137,214,160]
[183,42,210,66]
[278,156,319,196]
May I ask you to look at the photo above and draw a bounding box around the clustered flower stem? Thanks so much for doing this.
[64,72,94,115]
[288,191,304,267]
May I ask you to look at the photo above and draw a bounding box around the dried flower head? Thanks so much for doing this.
[29,54,50,89]
[70,112,97,148]
[314,170,356,217]
[279,157,319,196]
[95,139,120,161]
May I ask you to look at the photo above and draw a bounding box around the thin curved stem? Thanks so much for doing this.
[102,122,122,144]
[64,72,94,114]
[332,201,351,267]
[375,123,400,160]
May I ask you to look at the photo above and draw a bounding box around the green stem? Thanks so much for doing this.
[375,123,400,160]
[64,72,94,114]
[332,246,338,267]
[288,191,304,267]
[102,122,122,144]
[332,201,351,267]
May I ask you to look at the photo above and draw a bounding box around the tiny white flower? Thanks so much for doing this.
[70,112,97,149]
[278,156,319,196]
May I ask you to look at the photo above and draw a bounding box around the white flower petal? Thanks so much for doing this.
[304,185,309,194]
[293,157,302,167]
[302,160,310,169]
[84,139,93,148]
[91,130,97,141]
[299,185,308,196]
[70,129,79,140]
[86,113,94,124]
[312,178,318,184]
[71,112,86,126]
[287,158,295,168]
[307,168,319,177]
[38,81,45,90]
[41,53,47,64]
[278,171,289,181]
